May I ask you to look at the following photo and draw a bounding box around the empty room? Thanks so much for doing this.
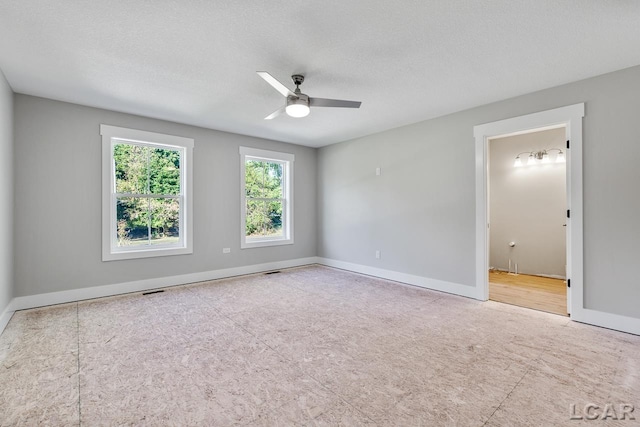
[1,1,639,426]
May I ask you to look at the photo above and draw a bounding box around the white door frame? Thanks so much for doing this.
[473,104,585,318]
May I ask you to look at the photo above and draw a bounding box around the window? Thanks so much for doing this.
[240,147,294,248]
[101,125,194,261]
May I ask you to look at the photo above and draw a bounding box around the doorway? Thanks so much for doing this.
[474,103,585,320]
[487,127,567,315]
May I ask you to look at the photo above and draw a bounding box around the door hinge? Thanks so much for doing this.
[566,140,570,149]
[567,279,571,288]
[567,209,571,218]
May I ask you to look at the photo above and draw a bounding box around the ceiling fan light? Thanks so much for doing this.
[285,104,310,118]
[285,97,310,118]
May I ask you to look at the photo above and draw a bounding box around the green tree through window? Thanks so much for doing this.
[245,160,284,237]
[114,143,181,246]
[240,146,293,249]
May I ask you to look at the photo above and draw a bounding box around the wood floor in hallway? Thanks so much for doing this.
[489,270,568,316]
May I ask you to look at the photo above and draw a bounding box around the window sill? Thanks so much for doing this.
[103,246,193,261]
[241,238,294,249]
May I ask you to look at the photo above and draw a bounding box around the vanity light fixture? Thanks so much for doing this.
[514,148,566,167]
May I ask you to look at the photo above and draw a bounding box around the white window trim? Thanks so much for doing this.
[240,146,294,249]
[100,124,194,261]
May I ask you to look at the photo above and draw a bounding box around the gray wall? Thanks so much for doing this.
[489,128,566,277]
[0,70,13,314]
[318,65,640,319]
[10,65,640,320]
[13,95,317,297]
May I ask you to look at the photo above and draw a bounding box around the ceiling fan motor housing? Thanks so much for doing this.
[288,93,309,105]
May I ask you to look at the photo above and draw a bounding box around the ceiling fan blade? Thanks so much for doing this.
[257,71,295,97]
[310,98,362,108]
[264,106,286,120]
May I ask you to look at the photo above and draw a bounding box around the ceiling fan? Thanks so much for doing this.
[257,71,362,120]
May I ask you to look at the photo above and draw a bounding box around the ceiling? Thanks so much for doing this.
[1,1,640,148]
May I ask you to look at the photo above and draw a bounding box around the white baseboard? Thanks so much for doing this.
[316,257,478,299]
[0,303,14,335]
[9,257,319,312]
[491,268,565,280]
[4,256,639,338]
[572,308,640,336]
[316,258,640,335]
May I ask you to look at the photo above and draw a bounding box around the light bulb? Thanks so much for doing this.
[527,153,536,166]
[556,150,566,163]
[514,157,522,168]
[541,151,550,164]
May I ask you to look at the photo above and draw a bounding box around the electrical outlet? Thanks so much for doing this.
[222,248,231,254]
[375,167,381,176]
[375,250,380,259]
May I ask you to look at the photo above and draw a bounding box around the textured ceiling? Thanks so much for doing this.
[1,1,640,147]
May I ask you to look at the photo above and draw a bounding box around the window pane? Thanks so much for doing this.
[245,160,265,198]
[114,144,149,194]
[149,148,180,195]
[267,200,283,237]
[245,160,284,199]
[246,199,264,237]
[150,198,180,245]
[116,197,149,246]
[266,162,283,198]
[245,160,283,199]
[246,199,283,238]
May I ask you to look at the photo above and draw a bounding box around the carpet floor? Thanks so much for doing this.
[0,265,638,426]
